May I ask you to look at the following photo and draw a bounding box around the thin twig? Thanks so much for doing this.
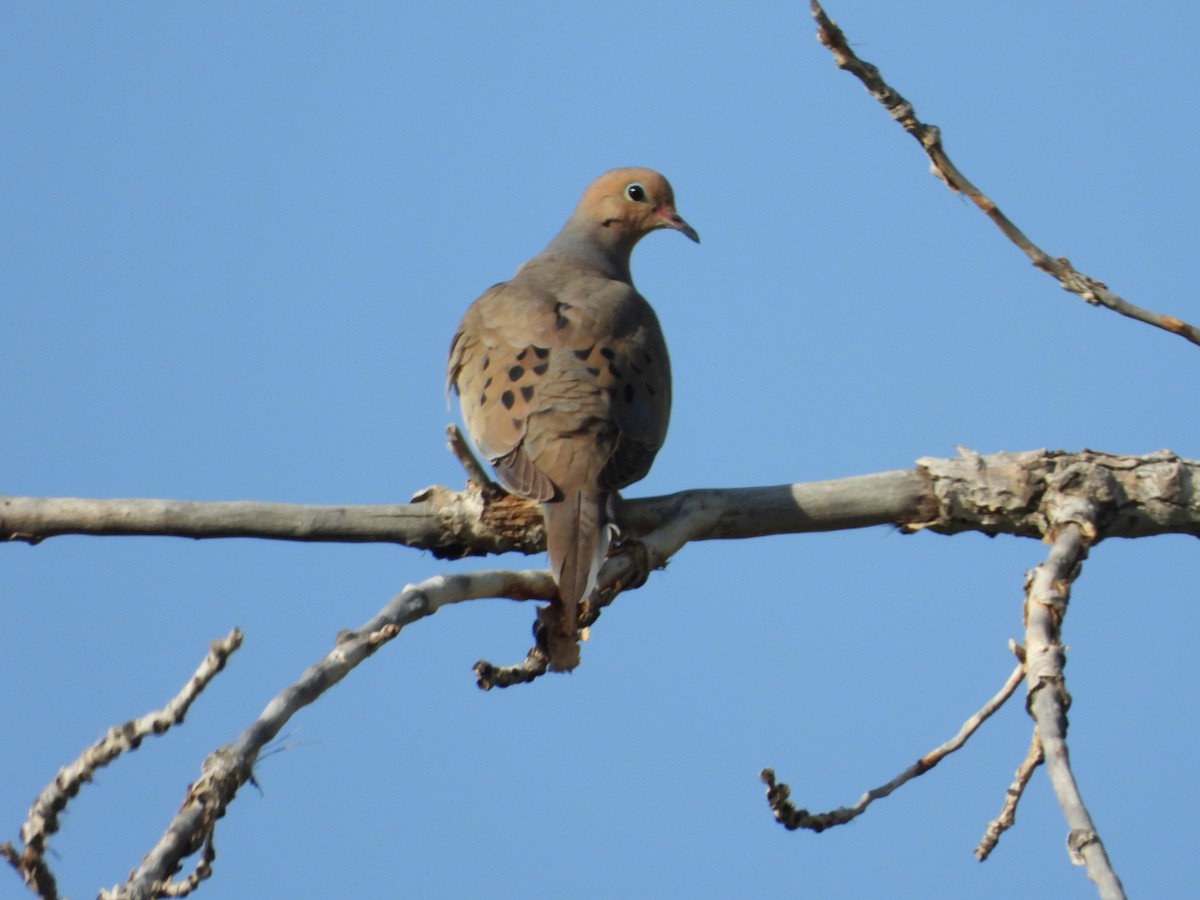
[2,630,242,900]
[446,424,499,493]
[473,647,550,690]
[976,728,1044,861]
[810,1,1200,347]
[762,658,1023,831]
[471,517,661,685]
[1024,524,1125,898]
[102,570,555,899]
[155,830,214,898]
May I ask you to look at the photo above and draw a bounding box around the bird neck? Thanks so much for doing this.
[545,216,638,283]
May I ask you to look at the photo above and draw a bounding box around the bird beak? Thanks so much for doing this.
[659,209,700,243]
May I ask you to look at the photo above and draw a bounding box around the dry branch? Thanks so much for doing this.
[2,631,242,900]
[0,487,544,558]
[99,570,553,900]
[5,447,1196,893]
[1023,525,1126,898]
[810,1,1200,347]
[473,647,550,689]
[4,449,1197,552]
[446,423,500,494]
[976,728,1044,861]
[762,656,1024,832]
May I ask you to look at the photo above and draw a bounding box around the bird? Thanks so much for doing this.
[447,167,698,670]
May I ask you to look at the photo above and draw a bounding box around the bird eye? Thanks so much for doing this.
[625,182,647,202]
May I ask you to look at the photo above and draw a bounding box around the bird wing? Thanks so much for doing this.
[448,260,671,499]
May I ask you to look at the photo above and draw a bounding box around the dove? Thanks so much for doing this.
[448,167,698,670]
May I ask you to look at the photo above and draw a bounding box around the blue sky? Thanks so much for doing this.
[3,2,1197,897]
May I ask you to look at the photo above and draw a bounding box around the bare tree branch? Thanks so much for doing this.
[762,654,1025,831]
[472,487,703,687]
[4,449,1197,552]
[976,727,1044,861]
[0,485,545,558]
[99,570,552,900]
[446,423,499,495]
[2,630,242,900]
[0,469,922,548]
[473,647,550,690]
[5,447,1196,892]
[1023,524,1126,898]
[810,1,1200,347]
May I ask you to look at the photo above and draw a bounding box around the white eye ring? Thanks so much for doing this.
[625,182,647,202]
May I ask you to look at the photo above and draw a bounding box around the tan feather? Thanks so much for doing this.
[447,168,697,670]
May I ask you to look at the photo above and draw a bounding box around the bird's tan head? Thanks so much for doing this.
[575,167,700,246]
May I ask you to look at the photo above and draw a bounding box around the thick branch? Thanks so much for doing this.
[810,1,1200,347]
[1024,525,1125,898]
[0,488,544,557]
[3,449,1197,554]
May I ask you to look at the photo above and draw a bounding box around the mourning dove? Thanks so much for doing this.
[448,167,698,670]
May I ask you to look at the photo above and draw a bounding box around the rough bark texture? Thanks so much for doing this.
[4,449,1195,553]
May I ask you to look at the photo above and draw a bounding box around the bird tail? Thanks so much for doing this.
[542,489,611,671]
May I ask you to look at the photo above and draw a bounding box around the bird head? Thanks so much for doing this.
[577,167,700,246]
